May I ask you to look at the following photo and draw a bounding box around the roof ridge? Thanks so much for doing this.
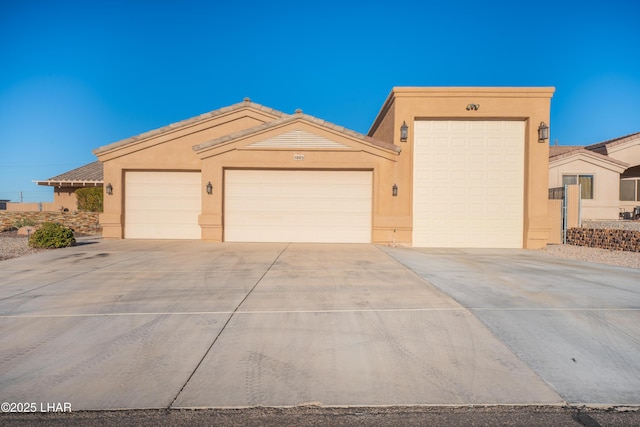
[93,99,288,155]
[549,147,629,167]
[584,131,640,150]
[548,145,583,157]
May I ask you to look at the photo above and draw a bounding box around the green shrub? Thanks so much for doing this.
[28,222,76,249]
[13,217,37,229]
[75,187,103,212]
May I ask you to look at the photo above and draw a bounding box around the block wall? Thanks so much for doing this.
[567,227,640,252]
[0,212,101,235]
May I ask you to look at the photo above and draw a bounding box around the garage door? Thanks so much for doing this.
[413,121,524,248]
[225,170,372,243]
[125,171,201,239]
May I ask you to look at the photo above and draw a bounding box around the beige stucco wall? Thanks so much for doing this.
[94,88,555,247]
[369,87,555,249]
[53,187,79,211]
[606,141,640,166]
[6,202,57,212]
[195,119,399,242]
[11,186,102,213]
[548,199,562,244]
[549,156,626,220]
[94,108,280,238]
[609,140,640,214]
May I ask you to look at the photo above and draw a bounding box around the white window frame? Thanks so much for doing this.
[620,178,640,202]
[562,174,594,199]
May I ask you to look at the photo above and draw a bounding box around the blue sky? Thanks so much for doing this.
[1,0,638,202]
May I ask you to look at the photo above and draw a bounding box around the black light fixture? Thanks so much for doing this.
[206,181,213,195]
[106,183,113,195]
[392,183,398,197]
[538,121,549,143]
[400,121,408,142]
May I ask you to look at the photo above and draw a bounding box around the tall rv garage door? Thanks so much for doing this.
[413,121,525,248]
[225,170,372,243]
[125,171,201,239]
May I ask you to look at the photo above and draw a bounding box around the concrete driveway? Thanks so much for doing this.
[382,246,640,406]
[0,240,636,410]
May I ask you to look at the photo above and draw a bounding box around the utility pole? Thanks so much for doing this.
[20,191,23,203]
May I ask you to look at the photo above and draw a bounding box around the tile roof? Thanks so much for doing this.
[584,131,640,154]
[93,99,288,155]
[35,161,103,186]
[193,110,401,153]
[549,145,583,158]
[549,146,628,168]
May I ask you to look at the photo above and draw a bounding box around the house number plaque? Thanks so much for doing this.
[293,154,305,161]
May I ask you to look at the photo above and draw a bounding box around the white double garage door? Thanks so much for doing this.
[124,121,524,247]
[124,170,372,242]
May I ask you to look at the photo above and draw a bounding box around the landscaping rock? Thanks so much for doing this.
[17,226,38,236]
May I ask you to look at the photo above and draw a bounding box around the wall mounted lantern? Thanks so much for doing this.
[392,183,398,197]
[400,121,408,142]
[106,183,113,195]
[538,121,549,143]
[206,181,213,195]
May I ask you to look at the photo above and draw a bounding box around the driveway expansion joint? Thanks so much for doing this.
[167,243,290,409]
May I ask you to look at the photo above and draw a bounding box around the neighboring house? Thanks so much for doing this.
[548,132,640,220]
[89,87,554,248]
[34,161,104,211]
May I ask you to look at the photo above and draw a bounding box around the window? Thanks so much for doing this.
[620,179,640,202]
[562,174,594,199]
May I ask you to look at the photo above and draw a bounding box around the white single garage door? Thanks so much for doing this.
[413,121,524,248]
[125,171,201,239]
[225,170,372,243]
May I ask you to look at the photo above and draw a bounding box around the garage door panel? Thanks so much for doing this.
[125,171,201,239]
[226,197,370,213]
[227,226,363,244]
[126,195,199,210]
[225,170,372,243]
[413,120,524,248]
[226,210,368,226]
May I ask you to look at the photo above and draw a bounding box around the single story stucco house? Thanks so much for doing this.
[88,87,554,248]
[549,132,640,220]
[35,161,103,212]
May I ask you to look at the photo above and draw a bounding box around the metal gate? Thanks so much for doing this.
[548,184,581,244]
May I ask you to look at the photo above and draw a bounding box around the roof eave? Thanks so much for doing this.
[34,180,104,187]
[193,113,400,155]
[585,132,640,151]
[549,150,629,171]
[93,100,288,157]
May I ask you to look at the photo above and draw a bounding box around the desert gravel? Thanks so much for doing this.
[583,219,640,231]
[539,220,639,269]
[538,244,639,269]
[0,232,44,261]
